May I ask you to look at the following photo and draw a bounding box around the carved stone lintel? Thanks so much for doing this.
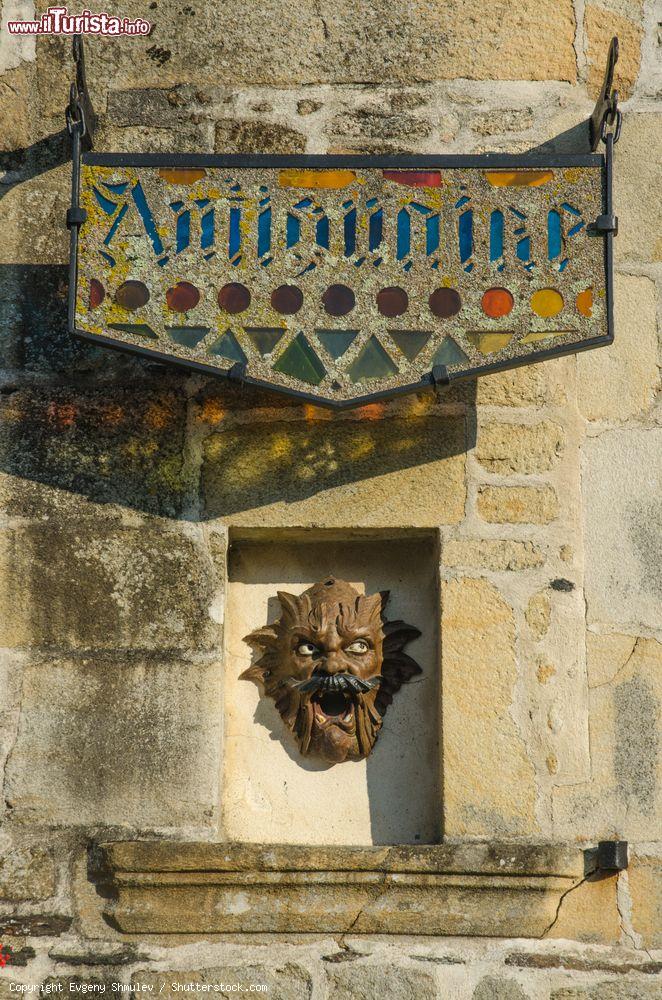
[99,841,585,937]
[242,576,422,764]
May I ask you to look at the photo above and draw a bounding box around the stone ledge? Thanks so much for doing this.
[99,842,584,937]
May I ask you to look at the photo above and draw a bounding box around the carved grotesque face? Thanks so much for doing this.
[242,577,422,764]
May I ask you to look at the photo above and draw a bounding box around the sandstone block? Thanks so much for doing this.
[551,981,662,999]
[577,274,658,421]
[585,5,643,99]
[442,538,544,571]
[525,591,552,639]
[614,114,662,263]
[476,421,565,474]
[214,120,306,153]
[477,486,559,524]
[582,427,662,630]
[442,578,538,836]
[5,656,222,828]
[628,853,662,949]
[0,845,56,902]
[547,873,620,942]
[202,415,466,527]
[473,977,529,1000]
[326,964,437,1000]
[0,522,218,651]
[476,361,567,407]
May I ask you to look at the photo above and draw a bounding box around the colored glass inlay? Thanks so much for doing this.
[485,170,554,187]
[390,330,431,361]
[429,287,461,318]
[272,285,304,314]
[432,337,469,367]
[166,281,200,313]
[246,328,285,356]
[576,288,593,317]
[348,336,398,383]
[218,282,251,314]
[167,326,209,348]
[278,169,357,189]
[210,329,247,363]
[316,330,358,359]
[273,332,326,386]
[377,287,408,317]
[89,279,105,309]
[467,331,514,354]
[482,287,514,319]
[323,284,355,316]
[383,170,442,188]
[114,280,149,310]
[531,288,564,318]
[158,168,207,184]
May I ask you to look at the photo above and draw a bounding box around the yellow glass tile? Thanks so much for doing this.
[485,170,554,187]
[158,168,207,184]
[278,169,357,189]
[467,331,514,354]
[531,288,564,317]
[576,288,593,317]
[521,329,574,344]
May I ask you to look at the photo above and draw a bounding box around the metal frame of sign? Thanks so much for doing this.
[66,36,621,410]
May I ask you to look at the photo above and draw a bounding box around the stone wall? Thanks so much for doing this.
[0,0,660,996]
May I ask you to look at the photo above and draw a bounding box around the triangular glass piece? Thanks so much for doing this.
[109,323,158,340]
[316,329,358,360]
[166,326,209,348]
[432,337,469,366]
[348,336,398,383]
[273,332,326,386]
[246,327,285,356]
[390,329,431,361]
[209,328,247,363]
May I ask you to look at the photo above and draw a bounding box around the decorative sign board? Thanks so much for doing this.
[71,154,611,407]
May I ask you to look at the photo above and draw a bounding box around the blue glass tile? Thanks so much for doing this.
[490,210,504,261]
[166,326,209,348]
[369,209,383,251]
[459,210,473,263]
[397,208,410,260]
[548,210,561,259]
[316,329,357,359]
[209,329,247,363]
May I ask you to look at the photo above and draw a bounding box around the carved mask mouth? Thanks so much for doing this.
[312,689,354,726]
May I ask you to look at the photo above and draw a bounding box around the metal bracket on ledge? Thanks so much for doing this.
[597,840,629,872]
[590,36,621,152]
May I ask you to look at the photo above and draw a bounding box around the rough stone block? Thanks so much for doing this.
[133,966,312,1000]
[326,964,437,1000]
[582,427,662,630]
[476,361,568,407]
[214,120,306,153]
[442,578,538,836]
[0,844,56,902]
[585,5,643,99]
[547,873,620,942]
[551,980,662,999]
[577,274,658,421]
[553,636,662,839]
[477,486,559,524]
[5,656,222,828]
[0,386,191,518]
[614,114,662,263]
[628,853,662,949]
[442,538,545,571]
[202,415,466,526]
[472,977,528,1000]
[0,522,218,651]
[476,421,565,474]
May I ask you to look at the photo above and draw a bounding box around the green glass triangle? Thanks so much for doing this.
[246,327,285,356]
[109,323,158,340]
[348,336,398,384]
[389,329,431,361]
[316,329,358,360]
[273,332,326,386]
[209,329,247,363]
[167,326,209,348]
[432,337,469,367]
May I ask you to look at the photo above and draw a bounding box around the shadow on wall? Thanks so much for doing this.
[0,262,476,521]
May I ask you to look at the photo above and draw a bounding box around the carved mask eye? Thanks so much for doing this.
[296,641,319,656]
[346,639,370,654]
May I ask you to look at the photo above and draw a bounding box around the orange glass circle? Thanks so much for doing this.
[576,288,593,317]
[481,287,514,318]
[531,288,564,318]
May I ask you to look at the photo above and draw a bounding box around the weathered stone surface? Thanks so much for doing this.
[0,523,218,651]
[476,361,567,407]
[0,387,191,517]
[582,428,662,630]
[0,915,71,936]
[585,5,643,99]
[553,636,662,839]
[202,415,466,526]
[615,114,662,263]
[328,110,433,142]
[470,109,535,136]
[577,274,659,421]
[551,980,662,999]
[629,853,662,949]
[5,657,222,828]
[133,967,311,1000]
[0,64,35,151]
[326,964,437,1000]
[508,950,662,974]
[525,591,552,639]
[442,538,544,571]
[586,631,637,688]
[214,120,306,153]
[546,873,621,942]
[35,1,577,95]
[441,578,538,836]
[0,844,55,901]
[473,977,529,1000]
[477,486,559,524]
[476,421,564,474]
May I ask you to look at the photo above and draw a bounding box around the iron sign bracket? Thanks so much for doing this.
[65,35,622,410]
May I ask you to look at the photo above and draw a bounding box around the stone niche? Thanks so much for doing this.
[101,527,589,937]
[223,528,441,846]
